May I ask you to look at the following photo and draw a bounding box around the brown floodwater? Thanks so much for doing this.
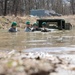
[0,28,75,52]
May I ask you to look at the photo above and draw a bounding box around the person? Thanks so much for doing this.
[9,22,17,32]
[25,21,31,32]
[32,22,41,32]
[41,22,48,32]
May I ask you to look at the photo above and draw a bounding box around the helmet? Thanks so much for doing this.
[12,22,17,27]
[42,22,46,25]
[26,21,30,25]
[33,22,38,26]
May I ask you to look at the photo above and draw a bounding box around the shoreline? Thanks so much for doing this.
[0,15,75,30]
[0,50,75,75]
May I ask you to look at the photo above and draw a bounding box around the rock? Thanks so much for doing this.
[14,66,25,72]
[68,65,75,70]
[7,71,27,75]
[8,50,16,55]
[0,65,6,75]
[35,56,41,60]
[7,60,18,68]
[22,59,55,75]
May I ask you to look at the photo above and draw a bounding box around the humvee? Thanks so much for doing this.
[37,19,72,30]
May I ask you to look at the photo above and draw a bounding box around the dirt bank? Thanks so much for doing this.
[0,15,75,29]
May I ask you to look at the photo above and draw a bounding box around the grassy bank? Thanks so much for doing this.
[0,15,75,29]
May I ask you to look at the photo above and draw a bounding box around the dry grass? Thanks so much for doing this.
[0,15,75,29]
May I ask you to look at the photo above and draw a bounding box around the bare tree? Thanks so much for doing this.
[0,0,74,16]
[70,0,75,14]
[3,0,8,16]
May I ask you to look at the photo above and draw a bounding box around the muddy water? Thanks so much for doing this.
[0,29,75,52]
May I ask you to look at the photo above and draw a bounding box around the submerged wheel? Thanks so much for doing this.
[65,23,72,30]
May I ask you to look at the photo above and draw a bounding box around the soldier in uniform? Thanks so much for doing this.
[9,22,17,32]
[41,22,48,32]
[32,22,41,32]
[25,21,31,32]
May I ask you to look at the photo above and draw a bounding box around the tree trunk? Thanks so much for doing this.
[4,0,8,16]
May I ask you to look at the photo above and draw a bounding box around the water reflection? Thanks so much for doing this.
[0,29,75,51]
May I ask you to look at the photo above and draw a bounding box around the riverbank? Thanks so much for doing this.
[0,50,75,75]
[0,15,75,29]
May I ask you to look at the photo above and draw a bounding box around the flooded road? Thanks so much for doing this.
[0,28,75,52]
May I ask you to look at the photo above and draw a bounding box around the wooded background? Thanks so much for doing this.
[0,0,75,16]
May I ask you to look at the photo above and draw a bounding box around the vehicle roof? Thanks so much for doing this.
[37,19,65,21]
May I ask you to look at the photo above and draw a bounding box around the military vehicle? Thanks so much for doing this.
[37,19,72,30]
